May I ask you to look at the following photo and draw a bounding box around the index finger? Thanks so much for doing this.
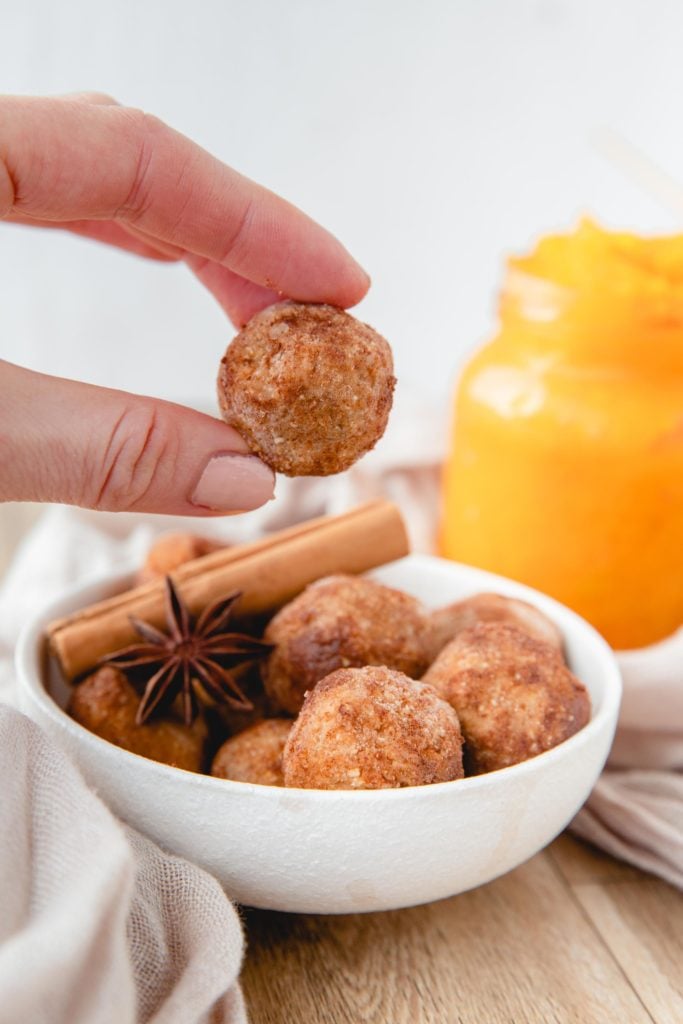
[0,95,369,308]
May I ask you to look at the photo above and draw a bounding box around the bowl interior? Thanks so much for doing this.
[22,553,620,780]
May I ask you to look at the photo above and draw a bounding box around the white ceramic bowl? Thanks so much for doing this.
[16,554,621,914]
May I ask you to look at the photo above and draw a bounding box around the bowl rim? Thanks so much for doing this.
[15,553,622,803]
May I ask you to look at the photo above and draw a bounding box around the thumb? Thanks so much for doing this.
[0,361,275,515]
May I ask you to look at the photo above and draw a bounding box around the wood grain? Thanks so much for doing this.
[242,848,653,1024]
[548,831,644,885]
[573,877,683,1024]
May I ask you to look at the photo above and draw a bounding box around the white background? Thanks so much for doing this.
[2,0,682,409]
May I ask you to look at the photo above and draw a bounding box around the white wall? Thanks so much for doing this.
[2,0,682,409]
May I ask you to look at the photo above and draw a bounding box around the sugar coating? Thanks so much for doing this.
[282,666,464,790]
[263,574,431,715]
[425,592,564,664]
[212,718,292,786]
[423,622,590,774]
[217,302,395,476]
[68,665,207,772]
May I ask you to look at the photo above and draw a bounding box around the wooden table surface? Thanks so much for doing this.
[2,505,682,1024]
[242,834,683,1024]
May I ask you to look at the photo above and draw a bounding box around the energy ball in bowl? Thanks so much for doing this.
[212,718,291,786]
[263,574,430,715]
[217,302,395,476]
[282,666,464,790]
[68,666,208,772]
[136,532,225,585]
[423,622,590,775]
[425,592,564,664]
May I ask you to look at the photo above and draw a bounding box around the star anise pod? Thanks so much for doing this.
[101,576,272,726]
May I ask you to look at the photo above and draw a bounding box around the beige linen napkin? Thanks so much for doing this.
[0,706,247,1024]
[571,628,683,888]
[0,516,248,1023]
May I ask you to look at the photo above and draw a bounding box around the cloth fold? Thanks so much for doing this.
[570,625,683,887]
[0,707,247,1024]
[571,770,683,888]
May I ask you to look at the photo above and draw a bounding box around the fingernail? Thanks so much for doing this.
[191,454,275,512]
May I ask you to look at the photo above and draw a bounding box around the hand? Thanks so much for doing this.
[0,93,369,515]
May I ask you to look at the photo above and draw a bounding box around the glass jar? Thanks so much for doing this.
[440,220,683,650]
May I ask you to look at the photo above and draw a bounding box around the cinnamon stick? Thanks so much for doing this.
[47,500,410,681]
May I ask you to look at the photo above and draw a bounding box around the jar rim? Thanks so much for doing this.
[501,266,683,331]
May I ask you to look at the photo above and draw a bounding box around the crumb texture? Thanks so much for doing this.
[282,666,463,790]
[263,574,431,714]
[425,592,564,663]
[212,718,291,786]
[217,302,395,476]
[68,665,207,771]
[423,622,590,773]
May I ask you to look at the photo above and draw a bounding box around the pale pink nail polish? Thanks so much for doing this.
[191,454,275,512]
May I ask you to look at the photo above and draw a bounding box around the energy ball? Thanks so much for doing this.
[136,532,225,585]
[282,666,463,790]
[425,592,564,664]
[217,302,395,476]
[211,718,292,786]
[423,622,590,775]
[263,574,430,714]
[68,666,207,772]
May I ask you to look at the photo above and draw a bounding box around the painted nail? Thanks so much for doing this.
[191,454,275,512]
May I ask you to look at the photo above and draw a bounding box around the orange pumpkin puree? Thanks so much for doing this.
[441,220,683,649]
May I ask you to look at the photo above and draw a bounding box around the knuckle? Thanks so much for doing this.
[0,155,16,218]
[116,109,167,222]
[215,195,256,266]
[92,404,175,512]
[132,109,167,139]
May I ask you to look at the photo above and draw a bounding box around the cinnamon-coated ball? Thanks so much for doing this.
[211,718,292,786]
[68,665,207,772]
[282,666,464,790]
[136,532,225,585]
[263,574,430,714]
[423,622,590,774]
[217,302,395,476]
[425,592,564,664]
